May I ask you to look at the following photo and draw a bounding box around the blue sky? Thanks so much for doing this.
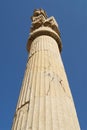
[0,0,87,130]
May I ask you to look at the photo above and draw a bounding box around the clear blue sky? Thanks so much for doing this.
[0,0,87,130]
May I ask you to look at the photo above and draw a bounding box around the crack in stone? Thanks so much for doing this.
[29,52,35,59]
[29,49,48,59]
[46,84,51,95]
[45,72,66,94]
[16,101,30,112]
[61,85,66,92]
[51,77,54,81]
[46,75,54,95]
[59,79,62,85]
[59,79,66,92]
[59,79,72,99]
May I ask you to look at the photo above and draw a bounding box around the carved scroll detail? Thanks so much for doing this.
[30,9,60,36]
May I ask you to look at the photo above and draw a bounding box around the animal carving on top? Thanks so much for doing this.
[30,9,60,36]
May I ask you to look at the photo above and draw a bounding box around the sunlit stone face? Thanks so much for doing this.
[11,9,80,130]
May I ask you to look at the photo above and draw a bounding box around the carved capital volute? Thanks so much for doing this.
[27,9,62,52]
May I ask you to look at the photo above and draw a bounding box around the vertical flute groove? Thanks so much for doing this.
[12,32,80,130]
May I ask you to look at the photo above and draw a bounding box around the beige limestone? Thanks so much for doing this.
[12,9,80,130]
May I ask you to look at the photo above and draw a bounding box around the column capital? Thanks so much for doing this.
[27,9,62,52]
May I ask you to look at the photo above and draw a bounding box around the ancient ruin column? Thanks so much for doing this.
[11,9,80,130]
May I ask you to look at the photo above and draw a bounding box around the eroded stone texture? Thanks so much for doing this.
[12,9,80,130]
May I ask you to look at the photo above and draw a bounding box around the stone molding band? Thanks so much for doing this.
[27,26,62,52]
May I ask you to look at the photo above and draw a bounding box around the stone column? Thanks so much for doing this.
[12,9,80,130]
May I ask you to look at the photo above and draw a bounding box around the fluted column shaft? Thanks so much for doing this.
[12,35,80,130]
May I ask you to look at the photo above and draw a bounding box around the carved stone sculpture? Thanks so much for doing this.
[11,9,80,130]
[30,9,60,36]
[27,9,62,52]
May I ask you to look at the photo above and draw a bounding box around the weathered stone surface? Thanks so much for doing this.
[27,9,62,52]
[12,9,80,130]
